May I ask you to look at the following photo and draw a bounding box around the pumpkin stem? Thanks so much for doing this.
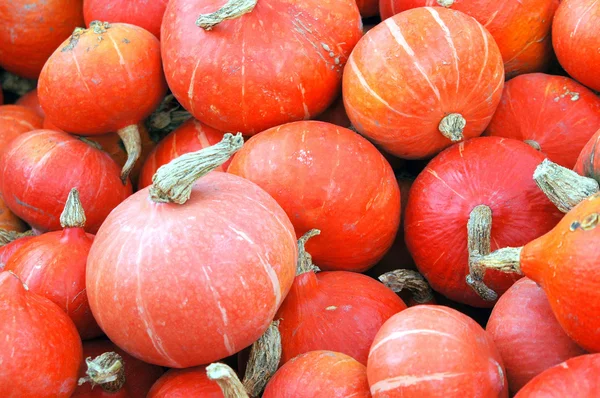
[242,321,282,397]
[149,133,244,204]
[0,71,37,96]
[196,0,258,30]
[474,247,523,275]
[0,229,34,247]
[296,229,321,275]
[533,159,599,213]
[438,113,465,142]
[206,363,249,398]
[60,188,86,229]
[524,140,541,151]
[79,137,104,151]
[117,124,142,185]
[77,352,126,393]
[465,205,499,301]
[378,269,434,304]
[437,0,455,6]
[145,94,192,142]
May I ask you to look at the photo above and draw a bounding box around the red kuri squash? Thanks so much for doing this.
[367,305,508,397]
[485,73,600,169]
[147,366,223,397]
[343,7,504,159]
[0,271,83,397]
[16,89,45,118]
[0,129,132,234]
[575,128,600,182]
[161,0,363,135]
[84,0,169,39]
[0,104,44,150]
[0,234,34,269]
[38,21,167,182]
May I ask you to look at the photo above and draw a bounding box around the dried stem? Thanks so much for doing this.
[438,113,465,142]
[242,321,282,397]
[378,269,434,304]
[77,352,126,393]
[296,229,321,275]
[465,205,499,301]
[437,0,455,6]
[524,140,542,151]
[196,0,258,30]
[0,229,34,247]
[145,94,192,142]
[206,363,249,398]
[59,188,86,229]
[117,124,142,184]
[474,247,523,275]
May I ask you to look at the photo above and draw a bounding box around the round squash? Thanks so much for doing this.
[84,0,169,39]
[0,105,44,150]
[0,234,34,269]
[574,128,600,182]
[16,89,45,118]
[147,367,222,397]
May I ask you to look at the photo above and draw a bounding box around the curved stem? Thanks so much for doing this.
[296,229,321,275]
[117,124,142,184]
[465,205,498,301]
[145,94,192,142]
[524,140,541,151]
[149,133,243,204]
[206,363,249,398]
[474,247,523,275]
[436,0,455,6]
[60,188,86,229]
[378,269,434,304]
[533,159,599,213]
[196,0,258,30]
[438,113,465,142]
[79,137,104,151]
[78,352,126,393]
[242,321,281,397]
[0,229,34,247]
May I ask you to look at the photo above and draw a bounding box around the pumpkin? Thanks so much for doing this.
[276,230,406,366]
[343,7,504,159]
[147,366,222,397]
[0,234,34,269]
[553,0,600,92]
[314,96,352,128]
[0,271,83,397]
[86,134,297,368]
[487,277,586,394]
[161,0,363,135]
[16,88,45,118]
[38,21,167,182]
[0,129,132,234]
[263,351,370,398]
[367,305,508,397]
[514,354,600,397]
[84,0,169,39]
[475,192,600,353]
[5,189,102,339]
[485,73,600,169]
[405,137,563,307]
[0,0,84,79]
[0,105,44,150]
[228,121,400,272]
[575,128,600,182]
[379,1,559,78]
[73,340,164,397]
[139,118,227,189]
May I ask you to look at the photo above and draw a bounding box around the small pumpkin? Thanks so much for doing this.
[84,0,169,39]
[147,367,223,397]
[0,105,44,150]
[16,89,45,118]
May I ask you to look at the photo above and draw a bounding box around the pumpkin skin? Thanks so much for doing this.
[485,73,600,169]
[38,22,167,135]
[228,121,400,272]
[0,129,133,234]
[86,172,297,368]
[139,118,227,189]
[314,96,352,128]
[574,128,600,182]
[0,0,84,79]
[367,305,508,397]
[487,277,586,394]
[553,0,600,92]
[404,137,563,307]
[343,7,504,159]
[147,366,222,398]
[0,235,35,269]
[16,89,45,118]
[161,0,363,135]
[0,271,83,397]
[0,105,44,150]
[84,0,169,39]
[73,340,165,397]
[263,351,370,398]
[379,0,559,78]
[277,270,407,366]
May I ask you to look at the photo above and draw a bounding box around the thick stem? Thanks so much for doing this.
[196,0,258,30]
[296,229,321,275]
[534,159,600,213]
[242,321,282,397]
[475,247,523,274]
[117,124,142,185]
[78,352,126,393]
[437,0,454,6]
[0,71,37,96]
[149,133,244,204]
[59,188,86,229]
[524,140,541,151]
[206,363,249,398]
[465,205,499,301]
[438,113,465,142]
[145,94,192,142]
[0,229,34,246]
[378,269,434,304]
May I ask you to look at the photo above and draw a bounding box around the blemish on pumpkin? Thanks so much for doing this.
[325,306,337,311]
[122,38,130,44]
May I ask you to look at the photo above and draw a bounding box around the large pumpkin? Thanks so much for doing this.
[84,0,169,39]
[161,0,363,135]
[86,134,297,368]
[343,6,504,159]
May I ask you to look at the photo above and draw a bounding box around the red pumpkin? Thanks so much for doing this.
[0,0,84,79]
[357,0,380,17]
[380,1,559,78]
[263,351,370,398]
[0,271,83,397]
[367,305,508,397]
[487,277,586,394]
[485,73,600,169]
[515,354,600,397]
[147,367,222,397]
[228,121,400,272]
[0,105,44,149]
[314,96,352,128]
[343,7,504,159]
[84,0,169,39]
[38,21,167,182]
[405,137,563,307]
[139,118,227,189]
[161,0,363,135]
[73,340,164,397]
[16,89,45,118]
[574,128,600,182]
[0,235,34,269]
[86,134,297,368]
[553,0,600,91]
[0,129,132,234]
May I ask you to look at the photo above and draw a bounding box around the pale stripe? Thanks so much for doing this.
[298,83,310,119]
[463,23,490,104]
[572,0,597,37]
[426,169,466,200]
[483,10,500,27]
[426,7,460,95]
[108,34,133,80]
[370,329,459,353]
[371,372,469,393]
[193,120,211,148]
[187,58,201,115]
